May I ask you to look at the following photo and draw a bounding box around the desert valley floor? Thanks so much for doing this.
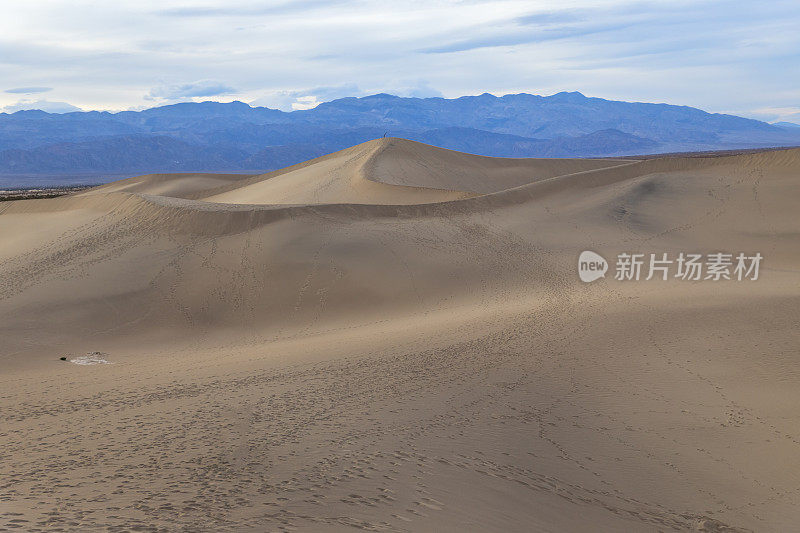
[1,139,799,531]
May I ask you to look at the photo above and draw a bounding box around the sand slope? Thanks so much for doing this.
[82,172,257,199]
[1,139,799,532]
[201,140,474,205]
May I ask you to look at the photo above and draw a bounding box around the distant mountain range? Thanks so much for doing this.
[2,91,799,185]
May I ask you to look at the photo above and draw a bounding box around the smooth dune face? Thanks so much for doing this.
[363,137,629,193]
[82,172,257,199]
[1,139,799,532]
[200,139,472,206]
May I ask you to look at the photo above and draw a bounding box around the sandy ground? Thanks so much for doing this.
[1,138,798,532]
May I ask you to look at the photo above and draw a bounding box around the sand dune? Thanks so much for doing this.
[1,138,799,531]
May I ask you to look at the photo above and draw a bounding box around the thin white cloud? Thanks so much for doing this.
[751,106,800,123]
[251,81,442,111]
[251,84,364,111]
[158,0,338,17]
[5,87,52,94]
[2,99,83,113]
[147,80,237,100]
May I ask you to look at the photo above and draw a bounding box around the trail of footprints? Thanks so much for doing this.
[3,291,772,532]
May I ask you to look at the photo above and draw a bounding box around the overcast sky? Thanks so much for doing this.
[1,0,798,123]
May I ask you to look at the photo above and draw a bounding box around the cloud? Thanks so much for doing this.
[2,99,82,113]
[291,96,321,111]
[158,0,336,17]
[418,4,667,54]
[147,80,237,100]
[514,11,584,25]
[750,106,800,123]
[5,87,52,94]
[251,84,364,111]
[419,32,566,54]
[250,81,442,111]
[388,81,444,99]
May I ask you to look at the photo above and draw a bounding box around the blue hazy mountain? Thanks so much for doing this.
[1,92,799,184]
